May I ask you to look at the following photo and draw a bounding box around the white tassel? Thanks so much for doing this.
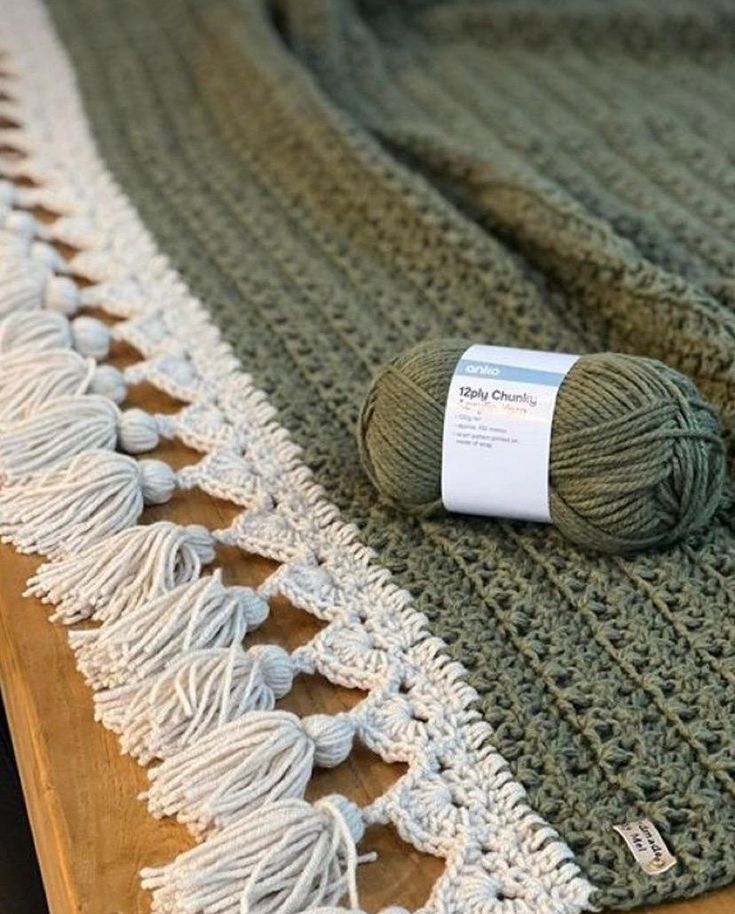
[145,709,356,835]
[0,254,79,316]
[1,208,38,237]
[26,521,215,624]
[0,310,110,358]
[141,795,368,914]
[0,231,25,255]
[70,570,268,689]
[0,450,176,556]
[0,395,159,482]
[0,349,125,424]
[95,643,294,763]
[0,181,15,206]
[0,233,69,273]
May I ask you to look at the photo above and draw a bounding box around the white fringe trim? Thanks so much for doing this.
[0,3,598,913]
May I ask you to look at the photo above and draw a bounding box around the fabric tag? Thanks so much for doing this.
[441,344,578,521]
[613,820,677,876]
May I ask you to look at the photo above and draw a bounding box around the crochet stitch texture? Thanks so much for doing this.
[5,0,735,909]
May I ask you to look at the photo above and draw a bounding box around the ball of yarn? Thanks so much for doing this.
[357,339,727,553]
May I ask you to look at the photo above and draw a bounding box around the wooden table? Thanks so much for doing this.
[0,307,733,914]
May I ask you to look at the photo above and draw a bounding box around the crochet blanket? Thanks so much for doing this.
[1,1,734,911]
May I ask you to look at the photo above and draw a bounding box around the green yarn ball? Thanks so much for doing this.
[357,339,727,554]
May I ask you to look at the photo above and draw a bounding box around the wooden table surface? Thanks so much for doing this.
[0,216,732,914]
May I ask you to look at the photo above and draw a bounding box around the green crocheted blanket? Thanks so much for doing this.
[2,1,734,912]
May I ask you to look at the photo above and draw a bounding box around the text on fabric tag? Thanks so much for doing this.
[613,820,677,876]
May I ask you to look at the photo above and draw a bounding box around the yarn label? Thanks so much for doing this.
[441,344,578,521]
[613,820,677,876]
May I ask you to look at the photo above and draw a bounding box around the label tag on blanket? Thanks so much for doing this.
[613,820,677,875]
[441,344,578,522]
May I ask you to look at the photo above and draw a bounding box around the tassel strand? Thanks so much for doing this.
[0,395,160,482]
[95,643,295,763]
[0,349,125,425]
[26,521,215,623]
[0,252,78,315]
[142,795,369,914]
[70,570,268,689]
[0,310,111,358]
[0,450,176,556]
[145,709,356,835]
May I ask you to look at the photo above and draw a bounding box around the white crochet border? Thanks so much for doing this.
[0,1,597,911]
